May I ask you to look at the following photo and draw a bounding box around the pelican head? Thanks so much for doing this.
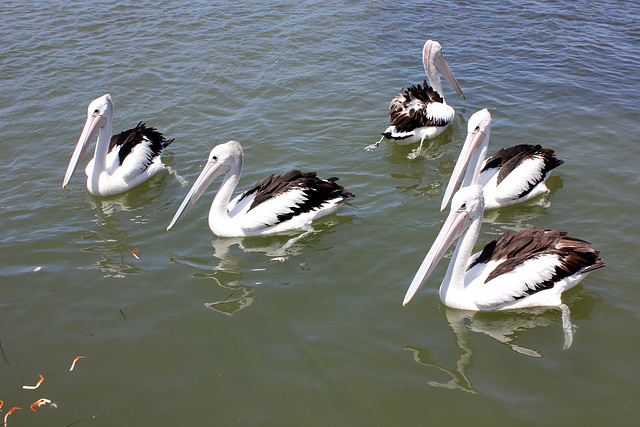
[422,40,465,100]
[440,108,492,211]
[403,184,484,306]
[63,94,114,189]
[167,140,243,231]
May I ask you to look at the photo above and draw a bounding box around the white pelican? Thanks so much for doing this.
[441,115,564,210]
[167,140,354,237]
[404,109,604,321]
[63,94,174,196]
[365,39,465,159]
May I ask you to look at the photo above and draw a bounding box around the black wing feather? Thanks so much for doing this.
[482,144,564,190]
[108,122,174,167]
[236,171,355,223]
[387,80,448,133]
[468,229,605,298]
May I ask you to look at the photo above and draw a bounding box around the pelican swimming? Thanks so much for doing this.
[167,140,354,237]
[365,39,465,159]
[441,117,564,210]
[63,94,174,196]
[404,109,604,319]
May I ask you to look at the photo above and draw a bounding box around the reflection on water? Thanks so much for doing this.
[407,297,596,393]
[389,121,466,200]
[211,230,317,261]
[86,172,172,215]
[463,307,566,357]
[168,226,342,315]
[481,197,551,228]
[75,220,142,279]
[70,172,184,278]
[201,275,256,316]
[79,245,143,278]
[170,253,255,315]
[383,111,467,165]
[481,175,564,227]
[406,308,477,393]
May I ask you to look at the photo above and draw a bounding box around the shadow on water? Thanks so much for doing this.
[406,290,598,394]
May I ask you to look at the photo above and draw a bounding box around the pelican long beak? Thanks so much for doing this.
[63,113,106,189]
[403,208,471,306]
[440,130,487,211]
[434,54,465,100]
[167,160,228,231]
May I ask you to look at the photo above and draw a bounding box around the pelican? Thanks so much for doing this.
[63,94,174,196]
[167,140,354,237]
[403,109,604,327]
[365,39,465,159]
[441,119,564,210]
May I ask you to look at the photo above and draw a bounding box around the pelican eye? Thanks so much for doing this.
[211,155,218,161]
[460,203,467,210]
[93,109,100,115]
[474,126,480,132]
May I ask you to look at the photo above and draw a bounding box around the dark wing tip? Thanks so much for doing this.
[581,260,606,274]
[162,138,175,149]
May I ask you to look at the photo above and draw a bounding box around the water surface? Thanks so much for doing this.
[1,0,639,425]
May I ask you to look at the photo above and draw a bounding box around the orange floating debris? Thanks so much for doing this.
[0,399,3,409]
[22,374,44,389]
[131,249,139,259]
[30,398,52,412]
[4,407,22,425]
[70,356,85,371]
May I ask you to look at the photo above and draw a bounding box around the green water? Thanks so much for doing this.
[1,0,639,425]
